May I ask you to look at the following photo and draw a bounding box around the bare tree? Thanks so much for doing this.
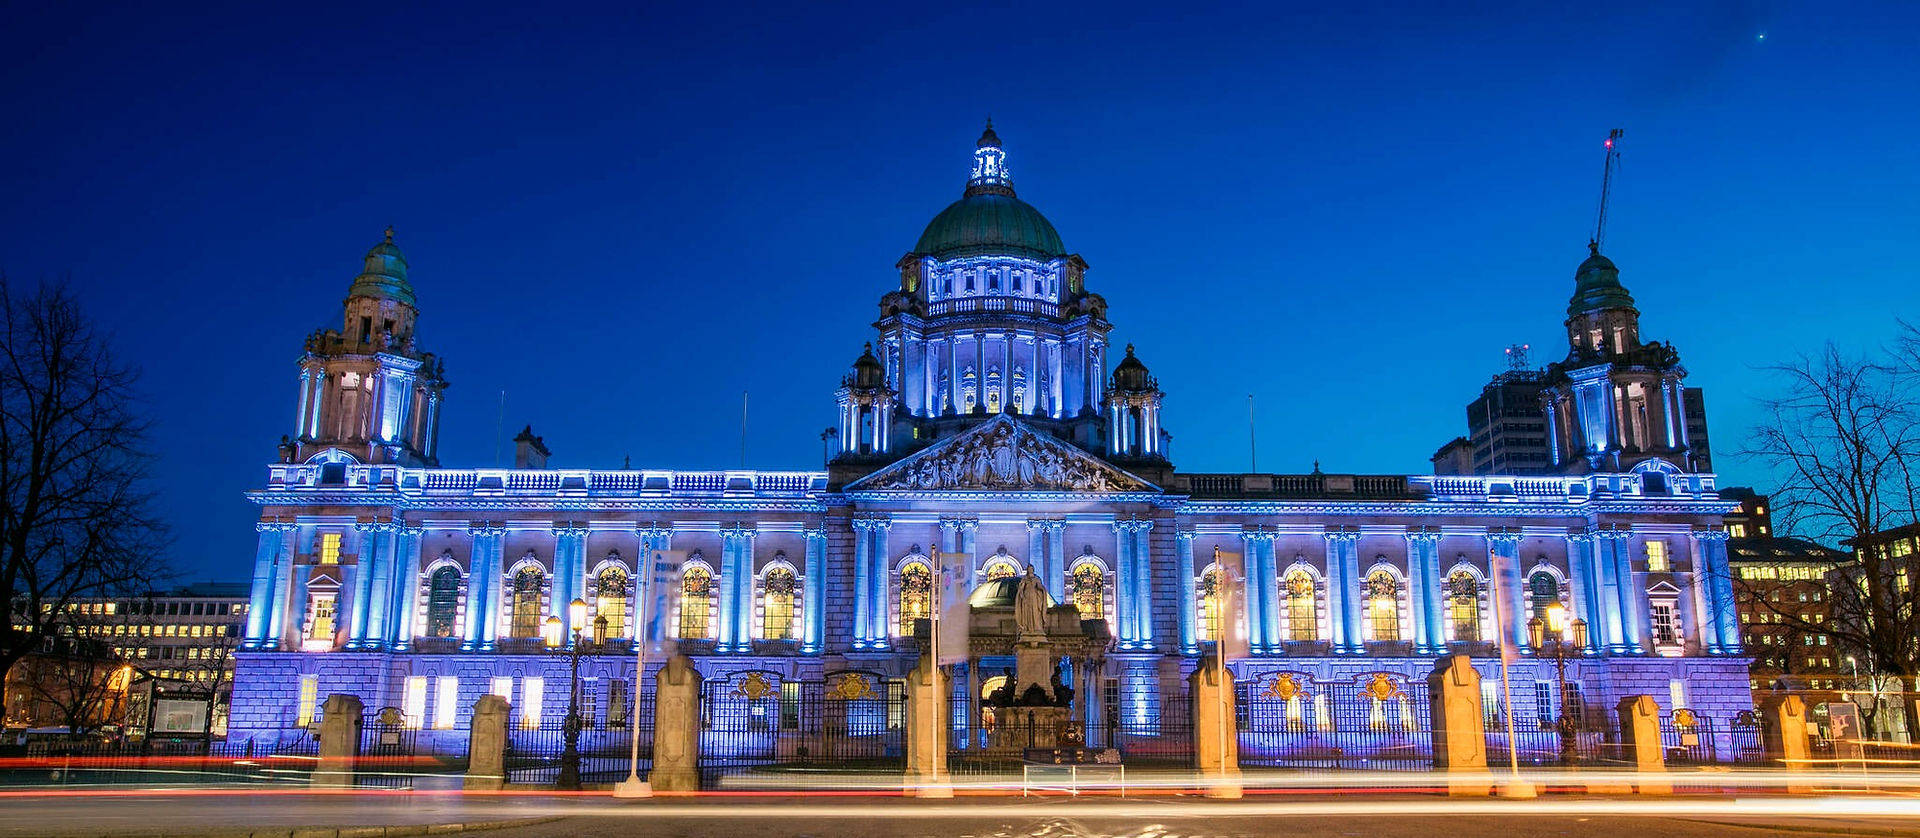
[1745,338,1920,730]
[0,280,164,688]
[18,610,130,737]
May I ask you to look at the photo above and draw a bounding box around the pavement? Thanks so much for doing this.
[8,792,1920,838]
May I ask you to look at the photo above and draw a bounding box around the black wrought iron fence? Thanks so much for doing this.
[504,690,654,786]
[1240,679,1432,771]
[698,671,905,785]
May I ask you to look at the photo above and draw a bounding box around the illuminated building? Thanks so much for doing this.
[1720,489,1845,702]
[228,126,1754,754]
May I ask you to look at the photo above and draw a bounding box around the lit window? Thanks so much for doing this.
[983,559,1018,581]
[403,676,427,729]
[678,565,714,640]
[490,677,512,699]
[425,566,461,638]
[762,566,795,641]
[1285,570,1317,642]
[597,567,630,640]
[318,533,342,565]
[521,677,544,728]
[898,561,931,636]
[1646,541,1670,572]
[296,675,319,727]
[1366,570,1400,642]
[434,676,458,729]
[1198,565,1226,642]
[308,595,336,643]
[1650,603,1679,646]
[1070,562,1106,623]
[509,567,544,639]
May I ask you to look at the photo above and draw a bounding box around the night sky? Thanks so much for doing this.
[4,2,1916,581]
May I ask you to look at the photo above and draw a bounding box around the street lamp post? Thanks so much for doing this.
[543,598,594,791]
[1527,603,1588,767]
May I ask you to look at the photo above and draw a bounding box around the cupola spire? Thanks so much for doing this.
[966,119,1015,197]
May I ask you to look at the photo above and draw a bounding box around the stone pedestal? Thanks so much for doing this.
[1616,695,1669,795]
[1014,636,1053,703]
[1426,655,1491,797]
[650,654,702,792]
[464,694,510,791]
[904,654,952,798]
[313,694,363,787]
[988,705,1069,751]
[1762,693,1812,790]
[1189,659,1241,799]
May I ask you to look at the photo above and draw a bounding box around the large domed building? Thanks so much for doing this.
[227,127,1752,776]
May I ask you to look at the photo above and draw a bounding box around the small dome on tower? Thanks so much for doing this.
[348,227,417,307]
[847,342,886,390]
[1567,241,1634,316]
[1111,344,1154,391]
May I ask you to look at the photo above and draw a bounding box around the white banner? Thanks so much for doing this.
[935,548,971,665]
[1213,547,1252,662]
[642,549,688,659]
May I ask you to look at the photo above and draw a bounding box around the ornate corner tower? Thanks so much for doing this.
[1104,344,1171,482]
[830,342,898,462]
[1541,243,1696,473]
[287,229,448,466]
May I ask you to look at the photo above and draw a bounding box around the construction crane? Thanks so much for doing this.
[1592,128,1624,252]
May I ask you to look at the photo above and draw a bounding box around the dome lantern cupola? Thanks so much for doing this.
[1567,240,1634,317]
[913,123,1067,260]
[348,226,417,308]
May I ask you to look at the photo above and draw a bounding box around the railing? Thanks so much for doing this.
[927,296,1059,319]
[275,466,826,497]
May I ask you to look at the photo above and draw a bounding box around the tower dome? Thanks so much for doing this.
[348,227,416,307]
[1567,241,1634,316]
[1111,344,1153,391]
[912,124,1067,260]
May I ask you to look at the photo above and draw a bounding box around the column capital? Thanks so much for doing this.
[1174,529,1196,543]
[1044,519,1066,534]
[256,520,299,534]
[637,523,672,540]
[468,523,506,538]
[1485,527,1525,548]
[550,521,590,538]
[1691,527,1731,543]
[355,520,398,535]
[1592,524,1632,541]
[802,525,826,540]
[396,524,427,538]
[1026,518,1047,534]
[1240,528,1276,544]
[1565,528,1595,545]
[1403,527,1442,545]
[722,523,759,540]
[1322,526,1361,544]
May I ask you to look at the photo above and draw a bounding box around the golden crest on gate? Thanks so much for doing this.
[1360,673,1400,701]
[731,672,776,700]
[828,672,878,701]
[1673,708,1697,728]
[1262,674,1302,701]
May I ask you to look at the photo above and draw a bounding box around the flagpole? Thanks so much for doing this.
[1488,549,1531,797]
[614,552,654,798]
[1215,547,1230,777]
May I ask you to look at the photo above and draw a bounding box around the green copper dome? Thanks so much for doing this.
[913,123,1067,261]
[348,228,416,307]
[915,193,1066,260]
[1567,242,1634,316]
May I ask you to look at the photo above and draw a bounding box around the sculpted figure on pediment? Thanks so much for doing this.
[856,416,1151,493]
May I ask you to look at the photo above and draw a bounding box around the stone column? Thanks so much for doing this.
[1616,695,1670,794]
[904,652,952,798]
[1427,654,1490,796]
[1176,531,1199,654]
[852,518,875,649]
[1027,520,1048,598]
[650,654,702,792]
[1241,529,1271,654]
[1325,528,1362,653]
[348,522,387,649]
[1130,520,1155,649]
[464,694,510,791]
[267,526,297,646]
[553,523,589,637]
[1695,529,1740,654]
[1761,694,1813,773]
[1487,529,1527,653]
[244,522,289,648]
[1189,656,1241,799]
[390,525,426,650]
[1046,521,1067,602]
[1407,529,1444,654]
[313,694,364,787]
[869,519,891,650]
[802,527,826,653]
[1112,521,1136,647]
[465,525,505,651]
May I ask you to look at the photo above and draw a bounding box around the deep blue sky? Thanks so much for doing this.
[4,1,1916,581]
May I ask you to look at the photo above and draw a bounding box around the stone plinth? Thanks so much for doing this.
[1427,655,1490,796]
[651,654,701,792]
[1615,695,1669,794]
[1189,658,1241,799]
[904,654,952,798]
[313,694,363,787]
[464,694,510,791]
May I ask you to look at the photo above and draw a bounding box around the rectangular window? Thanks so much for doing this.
[608,680,629,729]
[318,533,342,565]
[1645,540,1670,572]
[490,676,512,699]
[1650,603,1678,646]
[296,675,319,727]
[779,681,800,731]
[403,676,427,729]
[434,676,459,729]
[1533,681,1554,727]
[580,679,598,729]
[1481,679,1501,726]
[521,677,544,728]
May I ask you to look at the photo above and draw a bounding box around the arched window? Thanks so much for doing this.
[899,561,932,636]
[983,558,1019,580]
[1285,570,1317,642]
[1070,563,1105,621]
[1447,570,1481,642]
[1198,565,1225,641]
[1365,569,1400,642]
[509,567,543,639]
[678,566,714,640]
[596,567,629,641]
[425,566,460,638]
[763,567,796,641]
[1528,571,1561,621]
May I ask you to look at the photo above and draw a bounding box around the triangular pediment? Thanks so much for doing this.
[849,415,1157,493]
